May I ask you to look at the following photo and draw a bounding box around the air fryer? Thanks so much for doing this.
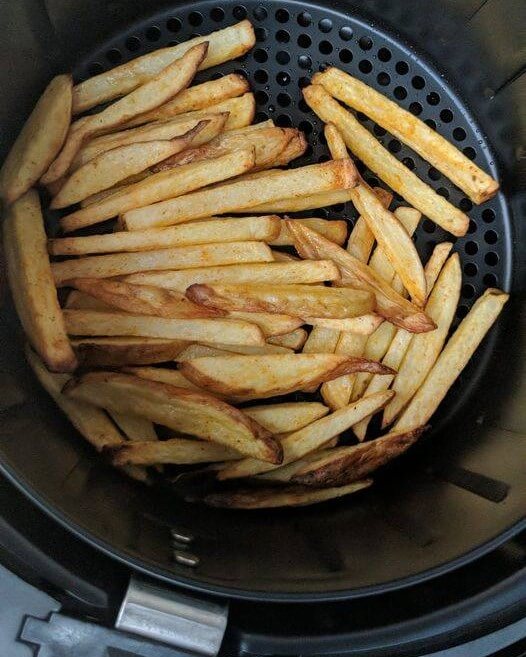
[0,0,524,604]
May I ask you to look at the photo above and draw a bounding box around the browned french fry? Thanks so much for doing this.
[176,344,234,360]
[52,241,273,286]
[72,337,189,367]
[60,147,255,232]
[65,371,281,463]
[304,315,383,334]
[0,75,72,205]
[122,159,359,230]
[271,218,347,246]
[303,84,469,236]
[243,402,329,434]
[65,291,112,311]
[227,311,303,337]
[268,328,308,350]
[291,426,427,487]
[63,310,265,346]
[186,283,375,319]
[4,191,76,372]
[265,131,308,167]
[112,437,242,465]
[180,353,394,401]
[315,68,499,204]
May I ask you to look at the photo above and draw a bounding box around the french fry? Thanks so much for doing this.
[302,326,341,354]
[186,283,375,319]
[122,159,359,230]
[271,218,348,246]
[347,187,392,261]
[180,354,394,401]
[256,446,336,483]
[201,342,292,355]
[394,289,509,431]
[304,315,384,334]
[65,371,281,463]
[203,480,372,509]
[268,328,308,350]
[176,344,234,360]
[42,43,209,184]
[68,279,225,319]
[108,412,158,442]
[218,391,394,479]
[291,426,426,487]
[265,131,308,167]
[4,191,77,372]
[243,402,329,434]
[73,21,256,113]
[123,259,338,290]
[227,311,303,337]
[321,333,369,410]
[382,254,462,427]
[65,291,112,311]
[0,75,72,205]
[303,84,469,236]
[287,221,435,333]
[271,250,300,262]
[63,310,265,346]
[123,366,206,394]
[243,189,354,214]
[315,68,499,204]
[60,147,255,232]
[72,337,189,367]
[112,437,242,466]
[52,241,273,286]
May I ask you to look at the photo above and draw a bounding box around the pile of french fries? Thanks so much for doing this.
[1,19,508,510]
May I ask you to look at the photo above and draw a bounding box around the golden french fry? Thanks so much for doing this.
[4,191,76,372]
[271,218,347,246]
[43,43,209,184]
[346,186,393,262]
[244,402,329,434]
[67,371,281,463]
[122,159,359,230]
[186,283,375,319]
[112,437,242,466]
[68,278,225,319]
[394,289,509,431]
[315,68,499,204]
[65,291,112,311]
[108,411,158,443]
[201,342,292,355]
[218,390,394,479]
[72,337,188,367]
[303,84,469,236]
[63,310,265,346]
[320,333,369,410]
[425,242,455,292]
[0,75,72,205]
[180,353,394,401]
[302,326,341,355]
[176,344,234,360]
[271,250,300,262]
[268,328,308,350]
[244,189,354,214]
[291,426,426,487]
[123,366,205,393]
[265,131,308,168]
[123,259,338,291]
[227,311,303,337]
[304,315,383,334]
[257,447,337,483]
[203,480,372,508]
[52,241,273,286]
[60,147,255,232]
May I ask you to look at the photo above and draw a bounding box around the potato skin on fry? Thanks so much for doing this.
[71,337,189,367]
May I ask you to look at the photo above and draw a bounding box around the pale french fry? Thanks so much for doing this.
[123,366,205,394]
[202,342,292,355]
[122,159,359,230]
[227,311,303,337]
[176,344,234,360]
[304,315,384,334]
[243,402,329,434]
[65,291,113,311]
[321,333,369,410]
[271,218,347,246]
[315,68,499,204]
[203,480,372,508]
[271,250,300,262]
[394,289,509,431]
[4,191,76,372]
[52,241,273,286]
[63,310,265,346]
[50,216,281,256]
[68,279,225,319]
[180,353,394,401]
[303,85,469,236]
[268,328,308,350]
[108,411,158,442]
[291,426,426,487]
[123,259,338,291]
[257,447,337,483]
[382,254,461,426]
[244,189,354,214]
[72,337,189,367]
[302,326,341,355]
[425,242,455,292]
[265,131,308,168]
[346,186,393,261]
[218,391,394,479]
[43,44,209,184]
[65,371,281,463]
[112,437,242,466]
[0,75,72,205]
[186,283,375,319]
[60,148,255,232]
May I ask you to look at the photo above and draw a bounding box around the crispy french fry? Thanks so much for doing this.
[112,437,242,466]
[65,371,281,463]
[227,311,303,337]
[187,283,375,319]
[304,315,384,334]
[315,68,499,204]
[122,159,359,230]
[180,353,394,401]
[68,279,225,319]
[52,241,273,286]
[268,328,308,350]
[43,44,209,184]
[271,218,347,246]
[108,411,158,442]
[218,391,394,479]
[123,259,338,290]
[303,84,469,236]
[60,147,255,232]
[243,402,329,434]
[63,310,265,346]
[203,480,372,508]
[394,289,509,431]
[4,191,76,372]
[0,75,72,205]
[72,337,188,367]
[291,426,426,487]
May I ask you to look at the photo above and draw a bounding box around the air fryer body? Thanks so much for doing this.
[0,0,524,602]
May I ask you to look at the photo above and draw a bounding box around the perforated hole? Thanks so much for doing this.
[145,26,161,41]
[468,219,477,234]
[277,71,291,86]
[396,61,409,75]
[210,7,225,21]
[460,198,473,212]
[482,208,495,223]
[189,11,203,26]
[374,124,387,136]
[298,55,312,69]
[388,139,402,153]
[126,36,141,51]
[106,48,122,64]
[254,69,268,84]
[88,62,104,76]
[483,273,498,287]
[485,252,499,266]
[425,118,437,130]
[276,29,289,43]
[275,8,289,23]
[339,49,352,64]
[412,75,425,89]
[485,229,498,245]
[233,5,248,20]
[359,36,373,50]
[253,6,267,20]
[440,108,453,123]
[298,34,312,48]
[319,40,333,54]
[428,167,441,181]
[463,146,476,160]
[377,72,390,86]
[166,17,181,32]
[277,92,291,107]
[359,60,373,74]
[453,127,467,142]
[254,48,268,63]
[465,241,478,256]
[402,157,415,170]
[255,90,268,104]
[394,86,407,100]
[298,11,312,26]
[409,102,423,116]
[378,47,392,62]
[464,262,478,277]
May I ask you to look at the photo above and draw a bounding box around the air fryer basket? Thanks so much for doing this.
[0,0,524,601]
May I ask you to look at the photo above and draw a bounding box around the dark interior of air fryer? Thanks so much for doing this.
[0,0,524,601]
